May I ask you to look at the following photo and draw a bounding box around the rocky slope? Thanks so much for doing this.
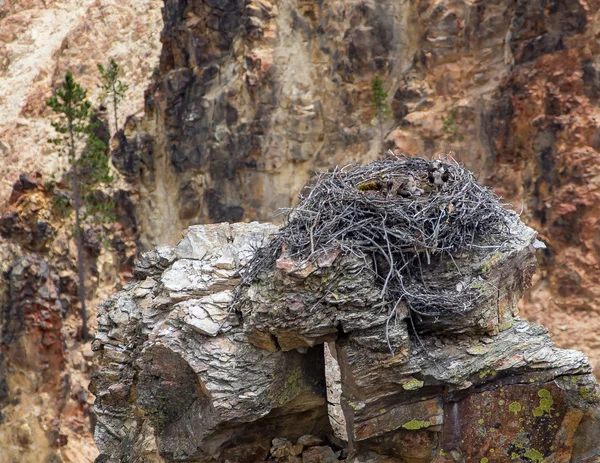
[115,0,600,371]
[0,0,162,200]
[0,172,139,462]
[0,0,162,461]
[92,221,600,462]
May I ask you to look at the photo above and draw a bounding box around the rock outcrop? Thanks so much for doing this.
[0,174,139,462]
[92,222,600,463]
[112,0,600,373]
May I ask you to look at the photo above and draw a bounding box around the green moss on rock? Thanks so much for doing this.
[523,448,544,461]
[530,389,554,417]
[509,402,522,414]
[499,318,514,331]
[401,419,431,430]
[402,377,424,390]
[538,389,551,398]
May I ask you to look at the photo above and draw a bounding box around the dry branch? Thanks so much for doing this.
[233,154,515,343]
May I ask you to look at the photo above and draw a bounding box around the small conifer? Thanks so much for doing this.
[372,76,391,156]
[98,60,128,134]
[47,71,113,341]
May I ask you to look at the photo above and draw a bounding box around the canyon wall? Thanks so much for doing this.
[119,0,600,371]
[0,0,162,461]
[2,0,600,461]
[0,172,139,462]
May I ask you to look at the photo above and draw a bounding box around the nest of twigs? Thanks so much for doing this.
[235,154,514,344]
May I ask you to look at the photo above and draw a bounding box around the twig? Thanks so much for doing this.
[232,154,513,353]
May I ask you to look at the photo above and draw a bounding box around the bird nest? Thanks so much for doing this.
[235,154,515,345]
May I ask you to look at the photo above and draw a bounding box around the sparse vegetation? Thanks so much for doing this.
[43,178,56,192]
[46,71,115,341]
[372,76,391,156]
[441,108,462,142]
[98,59,128,134]
[52,193,72,218]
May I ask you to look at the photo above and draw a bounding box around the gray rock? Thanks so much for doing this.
[296,435,324,447]
[134,245,176,279]
[301,446,337,463]
[92,222,600,463]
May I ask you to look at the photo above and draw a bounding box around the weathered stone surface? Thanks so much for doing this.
[324,343,348,442]
[243,250,386,351]
[301,445,337,463]
[242,214,537,357]
[107,0,600,377]
[297,435,324,448]
[93,223,330,463]
[92,221,600,463]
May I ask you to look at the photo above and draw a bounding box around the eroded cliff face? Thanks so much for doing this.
[0,1,162,460]
[92,222,600,462]
[0,0,162,199]
[119,0,600,371]
[3,0,600,460]
[118,0,417,245]
[0,173,139,462]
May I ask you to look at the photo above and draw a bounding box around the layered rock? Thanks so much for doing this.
[92,222,600,462]
[116,0,415,245]
[110,0,600,373]
[0,174,139,462]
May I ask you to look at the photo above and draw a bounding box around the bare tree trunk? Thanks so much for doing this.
[72,173,88,341]
[378,111,385,157]
[112,83,118,134]
[68,104,88,342]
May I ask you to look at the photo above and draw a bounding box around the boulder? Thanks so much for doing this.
[92,221,600,462]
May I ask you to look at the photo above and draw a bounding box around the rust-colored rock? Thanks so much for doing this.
[0,175,140,462]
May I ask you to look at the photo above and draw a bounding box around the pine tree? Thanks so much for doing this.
[372,76,391,156]
[98,60,128,134]
[46,71,112,341]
